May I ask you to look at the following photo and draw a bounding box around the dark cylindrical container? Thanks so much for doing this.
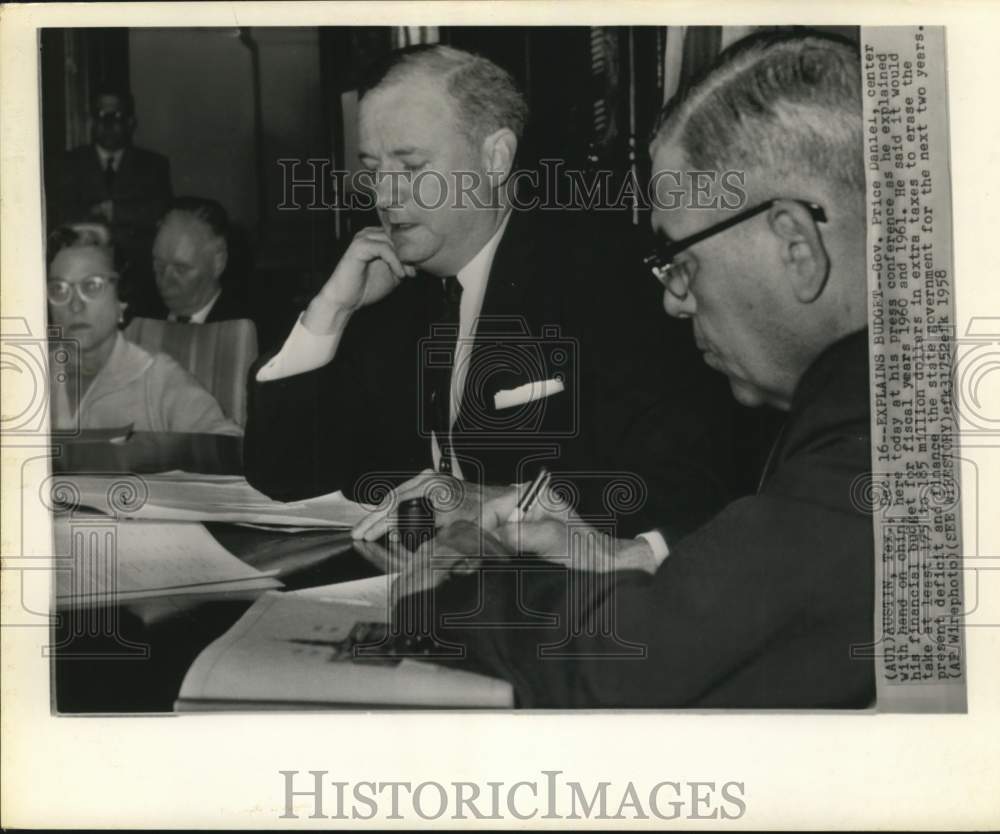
[395,496,435,552]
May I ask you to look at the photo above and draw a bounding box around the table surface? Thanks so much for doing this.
[51,433,385,714]
[52,431,244,475]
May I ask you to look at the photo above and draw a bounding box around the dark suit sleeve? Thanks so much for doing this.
[243,338,365,502]
[242,295,427,502]
[408,452,873,708]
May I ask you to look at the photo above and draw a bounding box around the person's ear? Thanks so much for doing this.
[118,301,128,325]
[480,127,518,187]
[212,241,229,279]
[768,200,829,303]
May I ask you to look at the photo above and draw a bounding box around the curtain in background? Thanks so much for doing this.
[43,28,130,151]
[661,26,767,106]
[394,27,440,48]
[679,27,721,99]
[588,27,621,162]
[662,26,687,106]
[60,31,95,149]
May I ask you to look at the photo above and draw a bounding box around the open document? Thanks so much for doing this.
[176,591,514,710]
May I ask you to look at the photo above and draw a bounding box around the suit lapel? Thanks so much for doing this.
[116,147,133,183]
[450,213,568,478]
[455,215,533,436]
[108,148,133,198]
[476,210,541,325]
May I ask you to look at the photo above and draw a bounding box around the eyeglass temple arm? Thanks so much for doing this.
[649,198,827,265]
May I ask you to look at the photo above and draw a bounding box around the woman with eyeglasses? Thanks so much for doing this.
[47,223,241,435]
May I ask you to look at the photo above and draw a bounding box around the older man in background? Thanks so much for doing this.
[146,197,253,324]
[397,31,876,709]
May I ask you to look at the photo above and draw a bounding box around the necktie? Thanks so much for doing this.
[104,155,116,192]
[427,276,463,474]
[174,315,192,324]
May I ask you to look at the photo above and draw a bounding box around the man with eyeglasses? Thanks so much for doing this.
[52,87,173,310]
[392,31,876,708]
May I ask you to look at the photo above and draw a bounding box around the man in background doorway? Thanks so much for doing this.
[52,87,173,312]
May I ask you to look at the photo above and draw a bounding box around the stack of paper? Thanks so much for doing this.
[59,471,371,528]
[53,518,283,607]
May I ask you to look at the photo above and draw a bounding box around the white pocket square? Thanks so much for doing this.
[494,378,565,410]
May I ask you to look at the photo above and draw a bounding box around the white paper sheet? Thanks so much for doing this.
[176,591,514,709]
[53,518,282,606]
[292,573,399,609]
[60,473,372,528]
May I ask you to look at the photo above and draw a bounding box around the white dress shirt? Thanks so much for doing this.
[168,288,222,324]
[637,530,670,567]
[256,212,512,477]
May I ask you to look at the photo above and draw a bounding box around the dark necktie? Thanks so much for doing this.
[104,155,116,192]
[427,276,463,474]
[174,315,192,324]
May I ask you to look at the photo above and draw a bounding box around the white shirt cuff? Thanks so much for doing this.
[255,313,343,382]
[636,530,670,567]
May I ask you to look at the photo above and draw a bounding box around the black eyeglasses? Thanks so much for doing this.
[643,198,828,286]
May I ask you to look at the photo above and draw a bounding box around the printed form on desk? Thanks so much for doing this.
[175,590,514,710]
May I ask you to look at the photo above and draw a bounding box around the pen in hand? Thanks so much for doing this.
[505,467,551,524]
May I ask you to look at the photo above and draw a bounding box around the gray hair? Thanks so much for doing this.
[360,44,529,144]
[651,31,864,200]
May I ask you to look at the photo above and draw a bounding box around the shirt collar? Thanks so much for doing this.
[455,210,512,292]
[170,288,222,324]
[95,145,125,170]
[70,332,153,399]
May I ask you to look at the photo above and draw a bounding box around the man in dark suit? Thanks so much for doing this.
[391,32,876,708]
[244,44,737,541]
[52,88,172,304]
